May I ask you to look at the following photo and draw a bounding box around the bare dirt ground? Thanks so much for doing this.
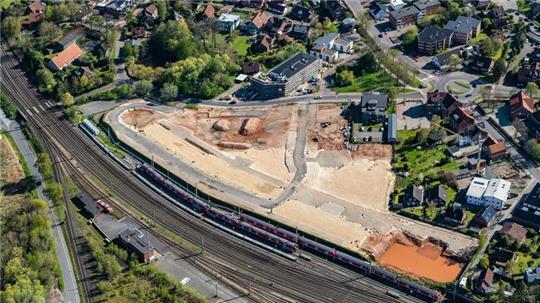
[0,137,24,184]
[112,101,476,276]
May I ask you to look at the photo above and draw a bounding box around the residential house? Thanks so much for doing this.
[250,35,272,54]
[518,62,540,85]
[431,48,461,70]
[492,247,514,268]
[443,206,466,226]
[48,43,83,71]
[21,11,45,27]
[249,52,322,99]
[245,11,270,35]
[248,0,264,9]
[144,4,158,19]
[513,182,540,229]
[359,92,388,124]
[218,14,241,33]
[509,91,535,121]
[268,1,288,15]
[466,177,511,210]
[389,6,419,29]
[418,25,454,55]
[489,6,508,28]
[132,26,147,39]
[425,90,460,118]
[474,205,497,227]
[199,3,215,20]
[414,0,441,19]
[487,142,507,161]
[99,0,137,18]
[266,17,288,35]
[290,5,311,21]
[76,66,96,79]
[400,185,424,207]
[310,33,353,62]
[322,0,345,20]
[444,16,481,45]
[449,106,475,134]
[499,222,527,244]
[369,2,387,21]
[28,0,45,14]
[290,24,309,39]
[426,185,448,206]
[341,18,358,33]
[469,55,494,74]
[476,268,494,294]
[242,61,260,75]
[55,28,83,51]
[118,228,159,263]
[524,268,540,285]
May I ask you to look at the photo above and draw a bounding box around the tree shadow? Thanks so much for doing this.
[1,176,37,195]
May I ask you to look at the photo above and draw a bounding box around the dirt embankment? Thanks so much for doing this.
[363,231,464,283]
[121,108,164,129]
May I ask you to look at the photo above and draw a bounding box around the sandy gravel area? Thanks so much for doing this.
[0,137,24,184]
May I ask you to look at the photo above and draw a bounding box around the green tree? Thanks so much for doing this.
[525,139,540,161]
[335,70,354,87]
[402,26,419,47]
[159,82,178,101]
[155,0,168,22]
[479,256,490,269]
[88,14,106,31]
[35,68,56,92]
[491,58,506,81]
[133,80,153,97]
[447,0,464,19]
[415,128,430,145]
[60,92,74,108]
[104,29,120,49]
[45,182,63,204]
[1,16,21,40]
[526,82,539,101]
[38,21,62,43]
[448,54,462,71]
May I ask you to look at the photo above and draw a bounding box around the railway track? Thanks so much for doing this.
[0,45,423,303]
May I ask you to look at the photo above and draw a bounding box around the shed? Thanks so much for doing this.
[73,192,101,218]
[387,113,397,143]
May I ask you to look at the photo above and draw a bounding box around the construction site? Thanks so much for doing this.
[105,100,477,283]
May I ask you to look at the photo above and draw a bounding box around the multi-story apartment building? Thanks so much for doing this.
[250,52,321,99]
[466,177,511,210]
[414,0,441,19]
[389,6,419,28]
[418,25,454,54]
[444,16,481,44]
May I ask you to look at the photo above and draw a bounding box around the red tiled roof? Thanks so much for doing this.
[510,91,534,113]
[28,0,44,14]
[21,12,44,25]
[145,4,158,15]
[203,4,215,19]
[50,43,83,71]
[251,11,270,29]
[488,142,507,156]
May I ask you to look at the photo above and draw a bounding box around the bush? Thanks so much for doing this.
[0,92,17,119]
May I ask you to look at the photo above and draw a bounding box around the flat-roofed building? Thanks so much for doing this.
[467,177,489,205]
[513,182,540,229]
[444,16,481,44]
[418,25,454,55]
[250,52,321,99]
[466,177,510,210]
[118,228,159,263]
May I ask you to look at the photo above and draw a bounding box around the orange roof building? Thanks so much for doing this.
[510,91,535,120]
[487,142,507,160]
[48,43,83,71]
[28,0,45,14]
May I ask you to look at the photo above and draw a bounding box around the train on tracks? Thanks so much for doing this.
[138,163,442,302]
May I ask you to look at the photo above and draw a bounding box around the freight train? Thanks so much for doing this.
[138,163,442,302]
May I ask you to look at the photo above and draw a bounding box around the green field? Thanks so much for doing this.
[333,71,398,93]
[231,36,251,57]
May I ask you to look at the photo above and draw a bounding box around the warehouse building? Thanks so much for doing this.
[250,52,321,100]
[118,228,159,263]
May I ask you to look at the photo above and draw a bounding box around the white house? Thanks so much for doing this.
[466,177,510,210]
[309,33,353,62]
[217,13,240,33]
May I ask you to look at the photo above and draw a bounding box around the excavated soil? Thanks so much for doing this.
[364,231,464,283]
[121,108,163,129]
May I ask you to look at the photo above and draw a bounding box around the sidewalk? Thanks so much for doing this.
[0,110,80,303]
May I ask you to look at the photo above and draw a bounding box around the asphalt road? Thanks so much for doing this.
[0,110,80,303]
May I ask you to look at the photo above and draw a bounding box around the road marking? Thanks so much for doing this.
[33,106,39,114]
[26,108,33,117]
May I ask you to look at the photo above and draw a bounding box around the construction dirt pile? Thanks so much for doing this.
[212,119,230,131]
[121,108,163,129]
[240,118,261,136]
[217,142,252,149]
[363,231,464,283]
[352,144,393,160]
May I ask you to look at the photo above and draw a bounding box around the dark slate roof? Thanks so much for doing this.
[268,52,318,81]
[418,25,454,44]
[290,5,310,20]
[390,6,419,19]
[74,193,101,216]
[513,183,540,227]
[478,205,497,222]
[361,92,388,108]
[119,228,155,254]
[445,16,481,34]
[414,0,440,10]
[292,24,309,34]
[428,185,448,202]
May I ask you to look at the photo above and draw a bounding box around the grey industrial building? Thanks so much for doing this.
[250,52,321,100]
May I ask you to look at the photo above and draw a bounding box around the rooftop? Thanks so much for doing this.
[390,6,419,19]
[119,228,155,254]
[50,43,83,70]
[419,25,454,44]
[267,52,319,81]
[414,0,440,10]
[467,177,489,198]
[361,92,388,108]
[445,16,481,34]
[219,13,240,22]
[313,33,339,50]
[499,222,527,243]
[483,178,511,201]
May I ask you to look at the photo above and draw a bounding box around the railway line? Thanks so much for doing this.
[0,45,425,303]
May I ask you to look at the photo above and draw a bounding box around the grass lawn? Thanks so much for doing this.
[231,36,251,58]
[511,237,540,275]
[333,71,400,93]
